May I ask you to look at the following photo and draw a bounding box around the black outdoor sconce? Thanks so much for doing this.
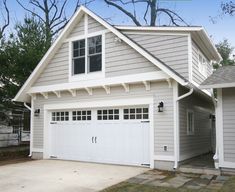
[158,102,164,112]
[34,109,40,117]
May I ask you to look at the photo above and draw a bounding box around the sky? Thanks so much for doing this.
[2,0,235,49]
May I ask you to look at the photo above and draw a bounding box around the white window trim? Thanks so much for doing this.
[187,109,194,136]
[197,49,208,78]
[68,30,106,82]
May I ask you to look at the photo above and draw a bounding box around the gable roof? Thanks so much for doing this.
[116,26,222,62]
[14,6,191,103]
[200,65,235,89]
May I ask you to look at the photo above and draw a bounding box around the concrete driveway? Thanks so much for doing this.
[0,160,148,192]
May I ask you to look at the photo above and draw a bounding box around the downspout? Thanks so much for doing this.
[174,87,194,169]
[211,90,219,169]
[24,102,32,157]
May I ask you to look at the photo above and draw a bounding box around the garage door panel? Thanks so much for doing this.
[49,106,150,166]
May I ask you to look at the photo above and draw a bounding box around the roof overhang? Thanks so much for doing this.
[200,82,235,89]
[116,26,222,62]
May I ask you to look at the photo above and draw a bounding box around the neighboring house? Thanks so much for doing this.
[200,65,235,172]
[13,6,221,170]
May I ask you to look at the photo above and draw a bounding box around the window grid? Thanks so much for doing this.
[52,111,69,121]
[187,110,194,135]
[97,109,119,120]
[123,108,149,120]
[72,110,91,121]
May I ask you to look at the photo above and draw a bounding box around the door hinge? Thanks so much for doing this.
[50,122,57,124]
[50,156,57,158]
[141,163,150,166]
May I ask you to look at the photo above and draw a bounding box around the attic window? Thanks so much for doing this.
[72,35,102,76]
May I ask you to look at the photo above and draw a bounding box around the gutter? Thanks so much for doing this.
[24,102,32,157]
[174,86,194,169]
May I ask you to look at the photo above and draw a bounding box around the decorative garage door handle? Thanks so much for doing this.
[92,136,94,143]
[95,137,97,143]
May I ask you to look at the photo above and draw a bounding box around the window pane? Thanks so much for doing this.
[124,109,129,114]
[114,109,119,114]
[88,54,102,72]
[124,115,129,119]
[136,108,142,113]
[114,115,119,120]
[87,116,91,120]
[143,114,149,119]
[108,110,113,114]
[73,58,85,74]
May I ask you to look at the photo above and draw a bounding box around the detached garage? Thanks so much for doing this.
[48,106,150,166]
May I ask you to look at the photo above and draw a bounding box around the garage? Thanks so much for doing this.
[49,106,150,167]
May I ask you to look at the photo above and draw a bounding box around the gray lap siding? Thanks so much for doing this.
[32,82,174,157]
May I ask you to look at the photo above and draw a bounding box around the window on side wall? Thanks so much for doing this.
[198,52,208,77]
[187,110,194,135]
[72,35,102,76]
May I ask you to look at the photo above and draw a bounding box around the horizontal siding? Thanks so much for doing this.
[125,33,189,80]
[192,41,213,84]
[179,85,214,161]
[68,15,84,38]
[32,82,174,157]
[222,88,235,163]
[33,42,69,86]
[105,32,159,77]
[88,16,105,33]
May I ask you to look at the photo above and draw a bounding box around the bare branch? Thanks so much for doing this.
[143,3,150,25]
[104,0,141,26]
[0,0,10,38]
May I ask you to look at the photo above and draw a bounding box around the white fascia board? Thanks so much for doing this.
[13,7,86,102]
[81,6,187,86]
[115,26,203,32]
[200,28,222,62]
[200,82,235,89]
[28,71,170,94]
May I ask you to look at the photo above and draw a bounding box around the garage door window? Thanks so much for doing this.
[97,109,119,120]
[123,108,149,120]
[72,110,91,121]
[52,111,69,121]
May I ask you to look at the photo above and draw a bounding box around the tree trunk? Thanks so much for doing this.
[150,0,157,26]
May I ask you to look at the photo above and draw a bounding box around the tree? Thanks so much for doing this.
[221,1,235,15]
[214,39,235,68]
[104,0,188,26]
[16,0,93,49]
[0,0,9,39]
[0,16,48,107]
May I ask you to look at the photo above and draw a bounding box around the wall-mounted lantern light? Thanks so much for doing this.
[34,109,40,117]
[158,102,164,112]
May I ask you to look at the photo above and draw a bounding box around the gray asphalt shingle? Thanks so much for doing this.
[201,65,235,87]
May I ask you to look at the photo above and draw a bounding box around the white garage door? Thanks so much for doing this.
[49,106,150,166]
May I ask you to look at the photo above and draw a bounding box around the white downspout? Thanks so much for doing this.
[174,87,194,169]
[24,102,33,157]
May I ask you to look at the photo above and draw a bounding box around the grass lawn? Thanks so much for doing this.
[102,177,235,192]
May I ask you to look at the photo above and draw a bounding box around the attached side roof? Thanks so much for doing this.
[116,26,222,62]
[200,65,235,89]
[14,6,190,103]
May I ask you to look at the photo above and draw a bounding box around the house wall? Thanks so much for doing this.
[33,15,160,87]
[222,88,235,163]
[124,32,189,80]
[192,40,213,85]
[32,81,175,167]
[178,85,214,161]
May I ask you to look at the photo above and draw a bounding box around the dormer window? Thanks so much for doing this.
[72,35,102,76]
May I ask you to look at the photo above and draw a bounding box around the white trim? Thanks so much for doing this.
[188,34,193,82]
[14,6,188,102]
[68,30,106,83]
[30,97,34,156]
[32,148,44,153]
[53,91,61,98]
[68,89,76,97]
[85,87,93,95]
[40,92,48,99]
[143,81,151,91]
[84,13,88,35]
[65,29,109,43]
[217,89,224,168]
[220,161,235,169]
[173,81,179,168]
[116,26,204,32]
[28,71,170,94]
[43,97,155,168]
[200,82,235,89]
[186,109,195,136]
[122,31,189,36]
[122,83,129,92]
[154,155,175,161]
[103,85,110,94]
